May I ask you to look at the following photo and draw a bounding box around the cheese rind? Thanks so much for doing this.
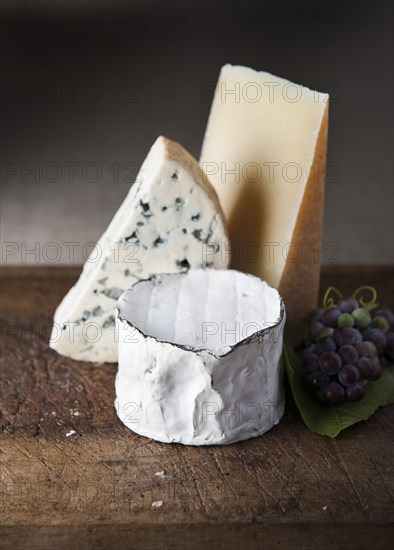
[115,269,286,445]
[200,64,329,331]
[49,136,230,363]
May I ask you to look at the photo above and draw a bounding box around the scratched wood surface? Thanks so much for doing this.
[1,266,393,550]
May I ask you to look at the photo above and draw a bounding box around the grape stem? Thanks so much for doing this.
[322,287,343,310]
[353,285,378,307]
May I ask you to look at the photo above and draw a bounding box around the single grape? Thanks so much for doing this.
[356,357,381,381]
[315,336,337,355]
[371,316,389,332]
[366,359,382,381]
[364,340,378,357]
[353,341,369,358]
[322,381,345,404]
[333,327,362,348]
[302,364,320,387]
[321,308,342,328]
[310,321,325,340]
[316,327,335,340]
[319,351,342,374]
[346,383,365,402]
[383,332,394,363]
[336,297,359,313]
[337,313,355,328]
[355,357,372,378]
[308,307,324,326]
[305,371,329,391]
[338,364,360,386]
[352,307,371,329]
[338,344,358,365]
[364,328,387,354]
[373,309,394,328]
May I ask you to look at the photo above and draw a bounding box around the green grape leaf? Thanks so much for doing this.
[283,332,394,438]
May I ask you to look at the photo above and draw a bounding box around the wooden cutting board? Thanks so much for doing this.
[1,266,393,549]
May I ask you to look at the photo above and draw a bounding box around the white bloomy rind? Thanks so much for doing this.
[49,136,229,363]
[115,269,286,445]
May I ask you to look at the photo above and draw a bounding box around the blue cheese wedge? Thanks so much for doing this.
[115,269,286,445]
[49,136,230,363]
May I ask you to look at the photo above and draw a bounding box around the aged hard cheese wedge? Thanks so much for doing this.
[50,136,230,363]
[200,64,329,332]
[115,269,286,445]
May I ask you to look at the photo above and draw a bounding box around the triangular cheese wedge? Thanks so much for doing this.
[50,136,230,362]
[200,64,329,332]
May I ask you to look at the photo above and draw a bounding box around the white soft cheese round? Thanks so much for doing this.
[115,269,286,445]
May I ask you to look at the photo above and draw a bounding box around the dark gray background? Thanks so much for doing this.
[1,0,393,264]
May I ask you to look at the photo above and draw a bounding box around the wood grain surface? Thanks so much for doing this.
[1,266,393,549]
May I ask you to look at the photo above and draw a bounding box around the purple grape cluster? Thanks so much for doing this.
[301,298,394,404]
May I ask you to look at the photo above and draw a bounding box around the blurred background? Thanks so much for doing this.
[1,0,393,265]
